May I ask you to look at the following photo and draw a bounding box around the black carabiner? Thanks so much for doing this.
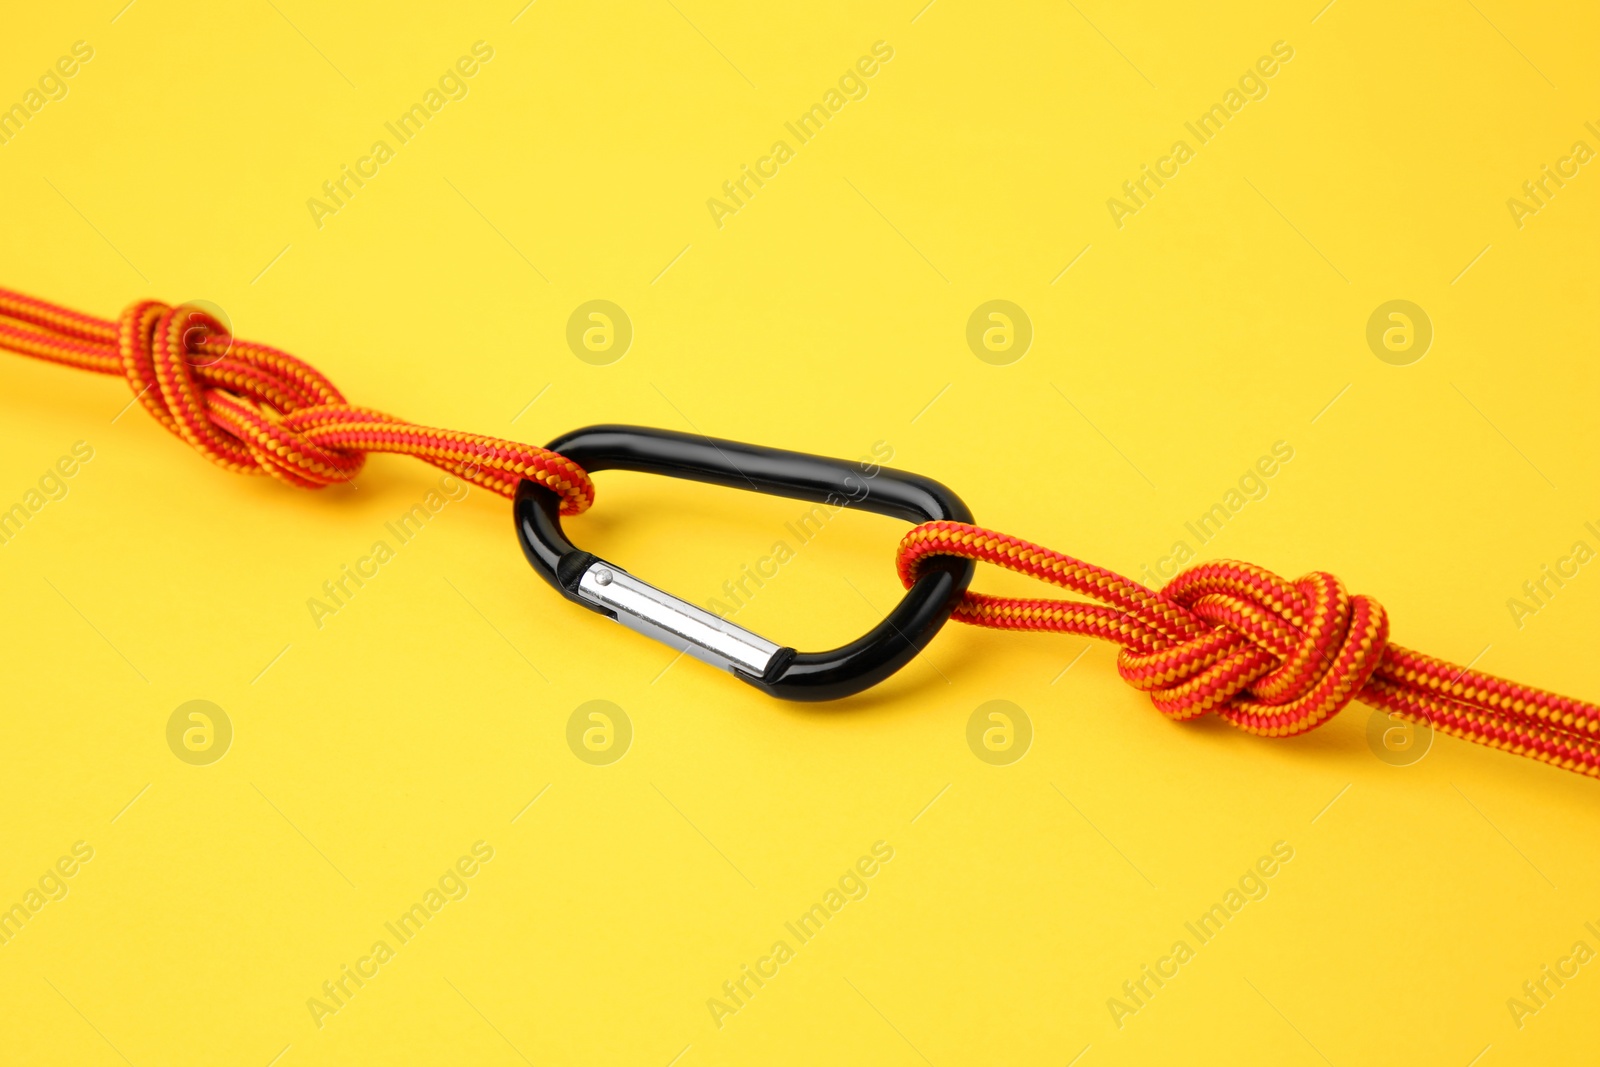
[514,425,975,701]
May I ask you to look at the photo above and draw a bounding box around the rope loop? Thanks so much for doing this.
[1118,563,1389,736]
[8,286,1600,779]
[118,299,366,487]
[897,520,1600,777]
[0,288,594,513]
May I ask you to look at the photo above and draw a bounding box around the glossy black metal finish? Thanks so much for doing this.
[514,424,975,701]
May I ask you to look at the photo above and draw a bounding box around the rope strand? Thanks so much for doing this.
[0,288,594,512]
[898,521,1600,778]
[7,286,1598,779]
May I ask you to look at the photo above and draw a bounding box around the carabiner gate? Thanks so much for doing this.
[514,425,975,701]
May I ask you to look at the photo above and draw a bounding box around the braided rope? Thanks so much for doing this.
[0,288,594,512]
[7,286,1598,779]
[898,521,1600,778]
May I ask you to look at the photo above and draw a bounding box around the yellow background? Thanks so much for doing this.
[2,1,1598,1063]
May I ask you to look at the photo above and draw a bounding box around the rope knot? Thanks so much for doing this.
[1117,562,1390,736]
[111,299,594,512]
[119,299,367,487]
[894,522,1396,740]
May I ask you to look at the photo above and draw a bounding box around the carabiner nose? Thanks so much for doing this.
[514,425,974,701]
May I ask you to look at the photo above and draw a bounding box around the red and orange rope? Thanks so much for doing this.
[5,287,1597,778]
[897,522,1600,778]
[0,288,593,512]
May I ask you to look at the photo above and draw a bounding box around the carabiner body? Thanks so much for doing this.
[514,425,974,701]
